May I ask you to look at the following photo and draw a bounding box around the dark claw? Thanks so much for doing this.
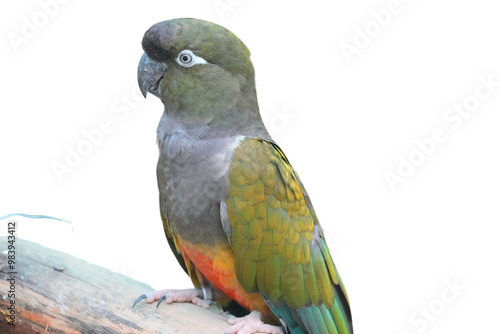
[156,294,167,308]
[208,300,223,312]
[133,294,147,308]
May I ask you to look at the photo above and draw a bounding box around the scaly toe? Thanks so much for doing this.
[225,311,284,334]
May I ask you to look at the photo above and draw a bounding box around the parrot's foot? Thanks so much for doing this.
[133,288,211,309]
[225,311,284,334]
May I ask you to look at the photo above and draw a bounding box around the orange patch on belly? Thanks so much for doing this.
[178,238,272,317]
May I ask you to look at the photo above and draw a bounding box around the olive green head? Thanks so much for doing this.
[138,18,258,126]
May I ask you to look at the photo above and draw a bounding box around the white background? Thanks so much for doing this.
[1,0,499,333]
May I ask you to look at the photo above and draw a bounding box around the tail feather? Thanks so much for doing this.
[264,240,353,334]
[330,276,353,334]
[330,299,350,334]
[267,299,352,334]
[319,304,339,334]
[310,307,329,333]
[298,308,320,333]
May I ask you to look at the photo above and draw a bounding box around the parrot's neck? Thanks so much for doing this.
[159,87,272,142]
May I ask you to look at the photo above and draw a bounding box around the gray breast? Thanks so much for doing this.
[156,113,244,244]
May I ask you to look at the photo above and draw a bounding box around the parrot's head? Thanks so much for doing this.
[138,18,260,128]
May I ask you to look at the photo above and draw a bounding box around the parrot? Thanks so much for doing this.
[134,18,353,334]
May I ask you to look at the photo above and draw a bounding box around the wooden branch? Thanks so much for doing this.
[0,237,233,333]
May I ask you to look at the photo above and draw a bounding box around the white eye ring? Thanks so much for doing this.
[176,50,208,67]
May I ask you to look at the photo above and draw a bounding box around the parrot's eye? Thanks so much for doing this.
[180,53,192,64]
[176,50,208,68]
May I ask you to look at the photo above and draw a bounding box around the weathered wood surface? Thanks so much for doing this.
[0,237,232,333]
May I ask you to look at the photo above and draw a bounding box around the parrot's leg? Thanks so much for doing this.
[225,311,284,334]
[133,288,211,308]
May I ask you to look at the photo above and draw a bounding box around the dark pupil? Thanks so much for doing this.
[181,55,190,62]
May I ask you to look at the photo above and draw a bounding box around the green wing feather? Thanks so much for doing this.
[226,138,353,334]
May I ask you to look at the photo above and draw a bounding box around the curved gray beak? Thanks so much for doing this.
[138,53,166,98]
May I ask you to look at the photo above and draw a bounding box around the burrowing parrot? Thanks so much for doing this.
[134,18,353,334]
